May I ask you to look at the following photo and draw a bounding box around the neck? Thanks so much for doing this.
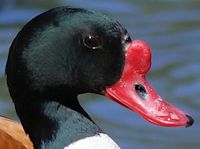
[14,96,102,149]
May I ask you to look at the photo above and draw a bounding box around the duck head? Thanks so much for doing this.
[6,7,193,134]
[7,7,126,98]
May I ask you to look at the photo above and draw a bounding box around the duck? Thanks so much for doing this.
[2,6,193,149]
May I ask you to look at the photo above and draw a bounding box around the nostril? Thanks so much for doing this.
[185,114,194,127]
[134,84,147,100]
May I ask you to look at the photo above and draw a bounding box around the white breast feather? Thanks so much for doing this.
[64,133,120,149]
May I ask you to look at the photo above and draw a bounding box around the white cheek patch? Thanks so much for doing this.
[65,133,120,149]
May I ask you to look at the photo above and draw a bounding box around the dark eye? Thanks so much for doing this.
[83,35,102,50]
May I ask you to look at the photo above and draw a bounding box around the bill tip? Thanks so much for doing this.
[185,114,194,128]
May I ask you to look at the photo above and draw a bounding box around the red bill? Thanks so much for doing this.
[105,40,193,127]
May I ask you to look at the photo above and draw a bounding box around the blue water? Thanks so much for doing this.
[0,0,200,149]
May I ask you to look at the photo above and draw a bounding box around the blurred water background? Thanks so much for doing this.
[0,0,199,149]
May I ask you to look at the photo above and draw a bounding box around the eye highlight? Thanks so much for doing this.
[83,35,102,50]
